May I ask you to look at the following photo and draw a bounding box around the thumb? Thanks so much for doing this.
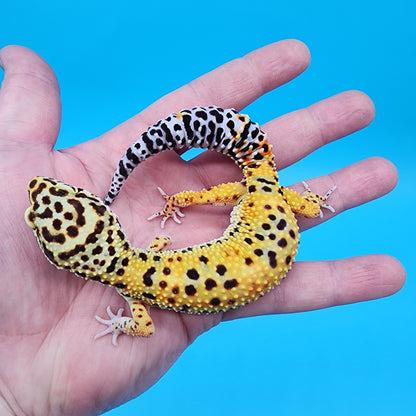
[0,45,61,150]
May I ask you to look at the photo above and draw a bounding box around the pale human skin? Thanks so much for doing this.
[0,40,405,415]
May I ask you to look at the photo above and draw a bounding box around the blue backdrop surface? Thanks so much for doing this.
[1,1,414,415]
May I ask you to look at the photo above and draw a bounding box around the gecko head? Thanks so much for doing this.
[25,176,129,273]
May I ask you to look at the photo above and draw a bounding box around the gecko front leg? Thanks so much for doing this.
[94,236,171,345]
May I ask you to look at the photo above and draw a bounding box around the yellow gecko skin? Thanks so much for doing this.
[25,106,335,345]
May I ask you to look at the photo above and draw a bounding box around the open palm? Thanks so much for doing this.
[0,40,405,415]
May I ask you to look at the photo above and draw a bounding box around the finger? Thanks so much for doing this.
[184,90,375,183]
[181,154,397,232]
[0,45,61,148]
[141,39,311,119]
[264,89,375,168]
[223,254,405,320]
[292,156,398,230]
[81,40,311,161]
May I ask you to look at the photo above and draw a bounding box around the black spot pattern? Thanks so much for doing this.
[105,257,119,274]
[278,238,288,248]
[143,267,156,286]
[54,202,63,213]
[277,219,287,230]
[187,268,200,280]
[205,278,217,290]
[103,107,270,204]
[224,279,238,289]
[216,265,227,276]
[185,285,197,296]
[210,298,221,306]
[39,208,53,219]
[199,255,209,264]
[268,251,277,268]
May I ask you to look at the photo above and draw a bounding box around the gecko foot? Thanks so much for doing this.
[147,187,185,229]
[95,306,125,346]
[302,181,337,218]
[95,299,155,346]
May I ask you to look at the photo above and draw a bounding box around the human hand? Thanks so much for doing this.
[0,40,405,415]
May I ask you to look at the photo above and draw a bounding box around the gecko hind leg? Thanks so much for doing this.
[95,296,155,346]
[301,181,337,218]
[148,182,246,228]
[147,187,185,228]
[280,181,337,218]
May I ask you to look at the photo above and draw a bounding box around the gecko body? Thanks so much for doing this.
[25,106,335,345]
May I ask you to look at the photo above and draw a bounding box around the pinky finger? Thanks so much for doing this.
[223,254,405,320]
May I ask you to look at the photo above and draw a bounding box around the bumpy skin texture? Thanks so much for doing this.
[25,106,334,345]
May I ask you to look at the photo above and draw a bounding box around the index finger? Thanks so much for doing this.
[78,40,311,169]
[142,39,311,120]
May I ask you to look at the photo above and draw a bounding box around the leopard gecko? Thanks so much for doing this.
[25,106,336,345]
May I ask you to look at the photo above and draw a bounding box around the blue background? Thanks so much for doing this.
[1,1,414,415]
